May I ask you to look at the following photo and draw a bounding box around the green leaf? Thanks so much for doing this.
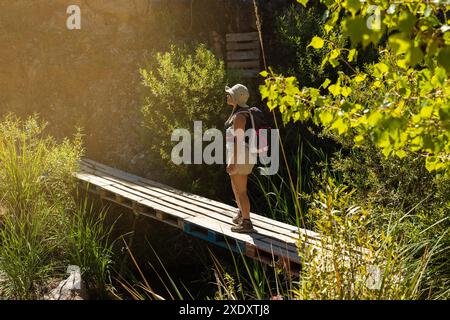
[348,49,357,62]
[395,150,407,159]
[331,117,348,135]
[341,86,352,97]
[297,0,309,7]
[354,135,364,145]
[267,100,277,111]
[309,36,325,49]
[367,111,383,127]
[437,47,450,74]
[259,85,269,100]
[324,24,334,34]
[388,33,412,56]
[354,73,367,83]
[319,110,334,125]
[425,156,438,172]
[373,62,389,77]
[376,130,391,148]
[343,0,362,17]
[420,105,434,119]
[321,78,332,89]
[328,84,341,97]
[259,70,269,77]
[397,10,416,33]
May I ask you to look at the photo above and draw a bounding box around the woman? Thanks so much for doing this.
[224,84,256,233]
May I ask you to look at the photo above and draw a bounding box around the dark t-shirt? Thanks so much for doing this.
[225,107,253,147]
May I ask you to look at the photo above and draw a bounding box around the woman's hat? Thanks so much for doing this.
[225,84,250,108]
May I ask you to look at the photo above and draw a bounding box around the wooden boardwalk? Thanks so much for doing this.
[76,158,322,273]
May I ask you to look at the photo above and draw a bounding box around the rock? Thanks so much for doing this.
[44,265,88,300]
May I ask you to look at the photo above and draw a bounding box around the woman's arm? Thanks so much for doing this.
[227,114,246,172]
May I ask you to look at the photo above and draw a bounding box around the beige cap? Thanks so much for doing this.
[225,84,250,108]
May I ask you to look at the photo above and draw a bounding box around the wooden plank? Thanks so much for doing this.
[227,50,259,61]
[185,215,264,248]
[227,60,260,69]
[78,165,330,263]
[77,160,366,261]
[249,238,301,264]
[184,220,246,254]
[226,32,259,42]
[82,165,296,242]
[79,159,321,240]
[226,41,259,50]
[154,209,184,228]
[78,164,319,248]
[78,170,319,252]
[245,243,301,272]
[78,159,316,235]
[75,172,115,187]
[184,215,301,263]
[229,69,260,78]
[132,201,154,215]
[81,176,193,223]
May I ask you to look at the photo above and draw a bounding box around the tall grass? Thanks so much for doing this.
[113,239,191,300]
[0,204,60,299]
[112,239,295,300]
[66,190,118,298]
[216,144,449,300]
[252,134,330,228]
[0,113,118,299]
[211,245,296,300]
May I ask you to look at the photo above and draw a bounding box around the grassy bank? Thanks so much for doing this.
[0,114,116,299]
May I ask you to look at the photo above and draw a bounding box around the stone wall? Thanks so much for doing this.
[0,0,256,169]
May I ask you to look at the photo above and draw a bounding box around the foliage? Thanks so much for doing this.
[66,193,117,298]
[0,205,60,299]
[139,43,239,197]
[0,114,82,215]
[252,137,329,227]
[329,140,450,215]
[0,114,116,299]
[295,177,448,299]
[0,114,83,299]
[274,2,337,87]
[260,0,450,177]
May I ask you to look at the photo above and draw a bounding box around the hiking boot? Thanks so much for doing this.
[231,219,255,233]
[232,210,243,224]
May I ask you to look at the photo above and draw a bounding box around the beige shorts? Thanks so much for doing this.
[228,145,256,176]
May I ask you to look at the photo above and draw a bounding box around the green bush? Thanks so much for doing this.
[295,177,447,300]
[0,114,83,298]
[0,113,118,299]
[139,43,238,197]
[304,150,450,299]
[66,194,117,298]
[274,2,332,87]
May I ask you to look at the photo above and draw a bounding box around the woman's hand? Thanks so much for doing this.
[226,164,237,175]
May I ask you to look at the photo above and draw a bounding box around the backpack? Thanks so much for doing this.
[234,107,273,156]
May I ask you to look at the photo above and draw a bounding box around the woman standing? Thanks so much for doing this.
[224,84,256,233]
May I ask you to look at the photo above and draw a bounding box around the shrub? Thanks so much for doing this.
[139,43,238,197]
[0,114,119,299]
[274,2,332,87]
[66,194,117,298]
[0,113,83,299]
[295,177,449,300]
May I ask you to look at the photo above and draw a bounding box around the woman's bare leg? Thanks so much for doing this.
[230,176,241,213]
[231,174,250,220]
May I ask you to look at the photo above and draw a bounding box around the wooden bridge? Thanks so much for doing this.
[76,158,322,273]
